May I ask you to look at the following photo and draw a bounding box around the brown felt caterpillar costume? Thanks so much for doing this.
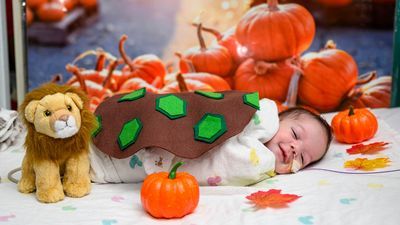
[18,83,96,203]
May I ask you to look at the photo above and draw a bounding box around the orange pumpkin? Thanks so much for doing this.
[298,40,358,112]
[161,74,214,93]
[79,0,97,9]
[317,0,352,7]
[117,77,160,94]
[36,2,66,23]
[27,0,47,10]
[141,162,199,219]
[62,0,78,11]
[165,72,231,92]
[235,0,315,61]
[196,24,246,66]
[331,106,378,144]
[179,23,233,77]
[119,35,166,87]
[340,75,392,109]
[234,58,294,102]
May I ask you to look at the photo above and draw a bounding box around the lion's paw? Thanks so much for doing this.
[18,178,36,193]
[36,187,65,203]
[63,179,91,198]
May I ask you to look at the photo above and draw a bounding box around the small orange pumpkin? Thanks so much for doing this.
[141,162,199,219]
[179,23,233,77]
[235,0,315,61]
[26,7,34,27]
[331,106,378,144]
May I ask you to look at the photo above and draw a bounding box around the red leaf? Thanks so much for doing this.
[346,142,389,155]
[246,189,301,209]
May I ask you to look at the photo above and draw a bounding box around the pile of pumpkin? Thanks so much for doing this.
[26,0,98,26]
[63,0,391,113]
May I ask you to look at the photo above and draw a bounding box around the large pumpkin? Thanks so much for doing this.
[235,0,315,61]
[331,106,378,144]
[141,162,199,218]
[339,75,392,109]
[298,40,358,112]
[179,24,233,77]
[234,58,294,102]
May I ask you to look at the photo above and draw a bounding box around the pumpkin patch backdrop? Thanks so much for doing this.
[26,0,395,113]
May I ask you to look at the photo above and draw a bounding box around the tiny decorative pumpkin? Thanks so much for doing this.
[179,23,234,77]
[331,106,378,144]
[298,40,358,112]
[141,162,199,219]
[235,0,315,61]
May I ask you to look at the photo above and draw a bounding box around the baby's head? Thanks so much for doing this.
[266,107,332,174]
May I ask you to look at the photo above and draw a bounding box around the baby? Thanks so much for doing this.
[89,90,332,186]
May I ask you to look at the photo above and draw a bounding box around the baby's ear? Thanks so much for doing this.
[24,100,39,123]
[66,92,83,109]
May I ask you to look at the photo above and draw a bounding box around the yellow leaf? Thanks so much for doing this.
[344,157,391,171]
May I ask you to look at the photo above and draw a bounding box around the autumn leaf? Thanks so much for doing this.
[344,157,391,171]
[346,142,389,155]
[246,189,301,209]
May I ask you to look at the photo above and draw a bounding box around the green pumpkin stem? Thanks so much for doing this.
[168,162,184,179]
[348,105,355,116]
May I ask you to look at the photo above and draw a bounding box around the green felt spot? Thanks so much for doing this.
[194,113,227,143]
[243,92,260,110]
[194,90,224,99]
[156,94,187,119]
[118,88,146,102]
[118,118,143,150]
[92,115,102,137]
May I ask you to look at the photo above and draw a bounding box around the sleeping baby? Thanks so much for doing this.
[89,89,332,186]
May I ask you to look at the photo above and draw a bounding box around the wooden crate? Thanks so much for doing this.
[27,6,98,46]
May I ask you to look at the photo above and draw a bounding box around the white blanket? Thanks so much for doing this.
[1,108,400,225]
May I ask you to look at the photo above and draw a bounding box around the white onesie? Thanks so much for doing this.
[89,98,279,186]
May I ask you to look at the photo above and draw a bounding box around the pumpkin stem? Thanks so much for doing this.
[324,40,337,50]
[196,23,207,51]
[175,52,197,73]
[356,71,377,85]
[168,162,184,179]
[268,0,279,10]
[254,61,277,75]
[283,70,301,108]
[102,60,119,88]
[66,64,88,93]
[118,34,136,72]
[95,51,106,71]
[176,73,189,92]
[192,22,223,40]
[348,105,355,116]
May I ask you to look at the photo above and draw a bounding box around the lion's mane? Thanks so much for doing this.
[19,83,96,163]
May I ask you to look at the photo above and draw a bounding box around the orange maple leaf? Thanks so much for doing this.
[346,142,389,155]
[246,189,301,209]
[344,157,391,171]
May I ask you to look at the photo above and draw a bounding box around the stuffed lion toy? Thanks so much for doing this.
[18,83,96,203]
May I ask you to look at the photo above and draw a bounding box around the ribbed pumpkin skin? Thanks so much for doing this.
[298,47,358,112]
[331,108,378,144]
[141,172,200,218]
[235,0,315,61]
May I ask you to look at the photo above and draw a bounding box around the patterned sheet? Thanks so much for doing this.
[1,108,399,225]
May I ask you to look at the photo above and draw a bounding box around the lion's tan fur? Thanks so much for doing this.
[18,83,96,203]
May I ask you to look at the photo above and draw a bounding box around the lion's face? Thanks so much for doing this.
[24,92,83,139]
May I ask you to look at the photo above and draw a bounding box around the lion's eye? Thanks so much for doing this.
[44,110,51,117]
[67,105,72,111]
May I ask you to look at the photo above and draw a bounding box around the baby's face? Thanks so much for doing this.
[265,114,328,174]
